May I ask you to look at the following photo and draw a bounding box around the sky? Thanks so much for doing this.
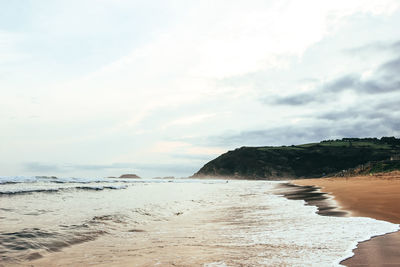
[1,0,400,178]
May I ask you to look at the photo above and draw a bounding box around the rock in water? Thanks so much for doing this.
[119,174,140,179]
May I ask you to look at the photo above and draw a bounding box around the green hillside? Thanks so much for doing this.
[193,137,400,179]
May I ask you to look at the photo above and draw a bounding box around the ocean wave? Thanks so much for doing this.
[0,175,152,186]
[0,185,128,196]
[0,227,106,263]
[0,213,129,263]
[0,176,115,185]
[0,176,38,184]
[0,188,60,195]
[75,185,128,191]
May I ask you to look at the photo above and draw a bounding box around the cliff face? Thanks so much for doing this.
[193,137,400,179]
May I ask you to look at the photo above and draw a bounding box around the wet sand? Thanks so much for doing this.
[293,171,400,266]
[275,183,348,217]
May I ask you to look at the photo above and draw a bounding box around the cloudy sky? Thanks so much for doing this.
[1,0,400,178]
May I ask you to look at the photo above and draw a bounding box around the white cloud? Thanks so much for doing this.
[148,141,224,158]
[163,113,216,128]
[0,30,27,63]
[1,0,399,176]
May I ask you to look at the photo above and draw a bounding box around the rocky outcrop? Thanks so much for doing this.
[118,174,141,179]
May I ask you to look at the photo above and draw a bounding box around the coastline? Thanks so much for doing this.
[292,171,400,266]
[10,179,390,266]
[3,176,398,266]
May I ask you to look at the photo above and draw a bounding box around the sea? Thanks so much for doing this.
[0,176,398,266]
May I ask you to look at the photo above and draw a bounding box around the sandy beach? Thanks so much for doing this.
[293,171,400,266]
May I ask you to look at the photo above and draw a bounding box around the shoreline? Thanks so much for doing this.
[21,179,372,266]
[275,183,348,217]
[12,179,386,266]
[291,171,400,266]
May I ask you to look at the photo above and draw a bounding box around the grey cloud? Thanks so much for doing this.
[344,40,400,54]
[270,56,400,106]
[204,121,399,149]
[333,121,388,138]
[317,108,396,122]
[273,93,320,106]
[200,96,400,149]
[205,41,400,149]
[375,99,400,111]
[327,76,398,94]
[315,105,400,139]
[393,41,400,52]
[324,75,359,92]
[358,80,384,93]
[204,126,335,147]
[379,56,400,75]
[318,110,361,121]
[326,76,399,94]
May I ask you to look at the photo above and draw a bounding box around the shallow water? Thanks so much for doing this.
[0,176,398,266]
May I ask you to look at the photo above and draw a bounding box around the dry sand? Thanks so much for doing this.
[293,171,400,266]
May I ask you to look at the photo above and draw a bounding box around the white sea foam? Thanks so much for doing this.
[240,189,399,266]
[0,181,129,195]
[0,176,37,184]
[0,175,140,185]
